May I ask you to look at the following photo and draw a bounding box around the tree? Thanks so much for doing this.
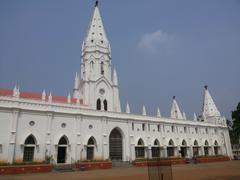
[230,103,240,144]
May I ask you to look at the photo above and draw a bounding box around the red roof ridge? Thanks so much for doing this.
[0,88,86,106]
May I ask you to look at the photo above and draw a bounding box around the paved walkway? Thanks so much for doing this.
[0,161,240,180]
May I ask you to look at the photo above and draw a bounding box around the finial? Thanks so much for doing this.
[95,0,99,7]
[126,101,130,114]
[204,85,208,90]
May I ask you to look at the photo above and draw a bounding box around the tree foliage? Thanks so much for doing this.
[230,102,240,144]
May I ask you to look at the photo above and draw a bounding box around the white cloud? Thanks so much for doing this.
[137,30,173,54]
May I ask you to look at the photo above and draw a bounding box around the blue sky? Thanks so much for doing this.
[0,0,240,120]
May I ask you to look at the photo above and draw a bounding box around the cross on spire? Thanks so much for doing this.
[95,0,99,7]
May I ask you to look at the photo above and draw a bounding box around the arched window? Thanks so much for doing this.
[167,139,175,157]
[90,61,94,70]
[169,139,174,146]
[100,62,104,75]
[152,139,160,158]
[59,136,68,145]
[96,99,101,110]
[103,99,107,111]
[23,135,36,162]
[135,139,145,158]
[24,135,36,145]
[87,137,96,160]
[194,140,198,146]
[154,139,160,146]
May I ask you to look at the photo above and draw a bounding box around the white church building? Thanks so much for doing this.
[0,1,232,164]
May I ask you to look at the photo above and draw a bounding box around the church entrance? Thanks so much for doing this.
[57,147,66,163]
[57,136,68,163]
[109,128,123,161]
[180,147,187,158]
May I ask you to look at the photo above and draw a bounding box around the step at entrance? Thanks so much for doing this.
[112,161,132,168]
[54,164,75,172]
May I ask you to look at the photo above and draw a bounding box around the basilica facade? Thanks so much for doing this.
[0,1,232,164]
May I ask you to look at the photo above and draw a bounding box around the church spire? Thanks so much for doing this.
[170,96,184,119]
[202,85,221,118]
[83,0,109,52]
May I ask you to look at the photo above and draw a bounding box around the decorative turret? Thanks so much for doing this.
[113,68,118,86]
[42,90,46,101]
[67,93,71,104]
[193,113,197,121]
[48,92,52,103]
[202,85,221,118]
[74,72,79,90]
[126,102,130,114]
[13,85,20,98]
[182,111,187,120]
[171,96,183,119]
[157,107,161,117]
[142,105,146,116]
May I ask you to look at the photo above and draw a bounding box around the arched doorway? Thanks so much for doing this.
[181,140,188,158]
[204,140,210,156]
[214,140,219,155]
[109,128,123,161]
[23,135,36,162]
[87,137,96,160]
[135,138,145,159]
[167,139,175,157]
[193,140,200,157]
[152,139,160,158]
[57,136,68,163]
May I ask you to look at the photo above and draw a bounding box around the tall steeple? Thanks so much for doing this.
[82,0,110,54]
[73,1,121,112]
[171,96,184,119]
[202,85,221,118]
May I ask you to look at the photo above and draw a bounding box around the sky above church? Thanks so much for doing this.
[0,0,240,120]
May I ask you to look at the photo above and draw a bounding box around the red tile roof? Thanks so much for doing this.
[0,88,86,106]
[0,89,13,96]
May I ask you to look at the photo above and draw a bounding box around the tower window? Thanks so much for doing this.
[142,124,145,131]
[100,62,104,75]
[96,99,101,110]
[103,99,107,111]
[91,40,94,43]
[101,40,103,44]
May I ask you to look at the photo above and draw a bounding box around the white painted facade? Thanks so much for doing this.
[0,1,232,164]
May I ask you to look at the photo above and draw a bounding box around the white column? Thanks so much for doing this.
[45,112,53,160]
[211,145,215,155]
[75,115,81,162]
[177,146,181,157]
[8,109,20,164]
[163,146,168,158]
[189,146,193,158]
[147,146,152,159]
